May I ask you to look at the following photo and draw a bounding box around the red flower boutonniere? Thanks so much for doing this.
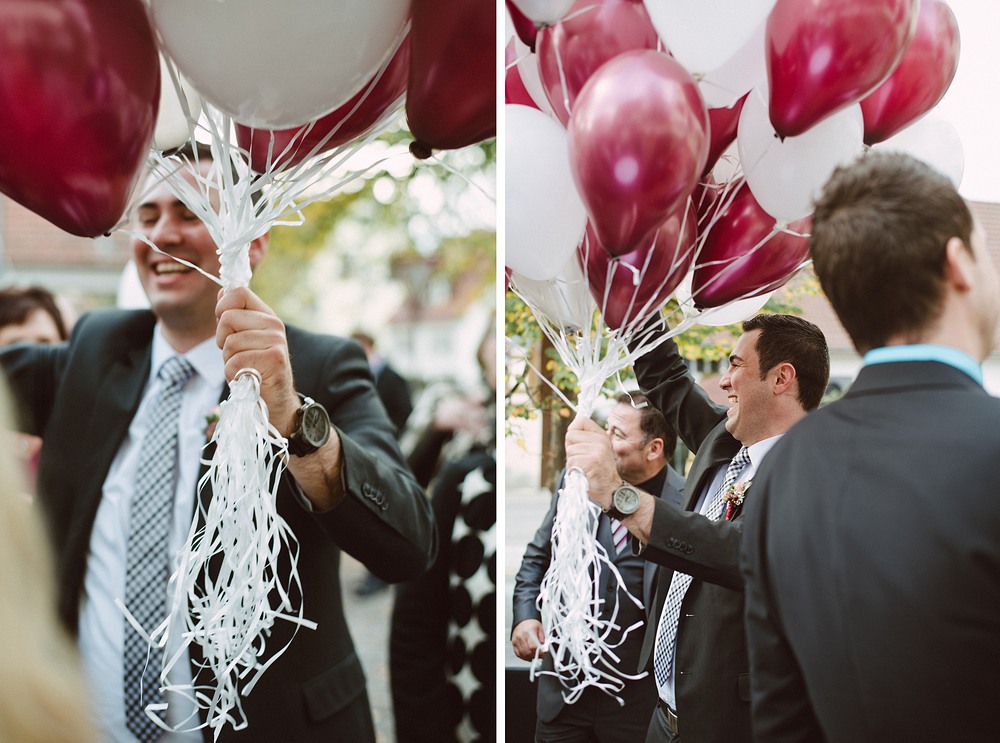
[723,480,751,520]
[204,405,221,441]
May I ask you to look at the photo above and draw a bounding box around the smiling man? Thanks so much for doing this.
[565,314,828,743]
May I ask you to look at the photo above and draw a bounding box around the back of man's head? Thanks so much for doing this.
[810,152,973,353]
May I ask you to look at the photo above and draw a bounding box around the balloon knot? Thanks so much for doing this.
[409,141,434,160]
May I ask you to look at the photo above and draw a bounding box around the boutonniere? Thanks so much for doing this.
[723,480,751,520]
[204,405,221,441]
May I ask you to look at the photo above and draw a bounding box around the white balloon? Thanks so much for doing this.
[738,90,865,222]
[149,0,409,128]
[643,0,776,75]
[513,37,558,120]
[510,256,595,333]
[675,272,772,326]
[512,0,574,24]
[153,54,202,152]
[506,104,587,281]
[505,5,516,47]
[116,259,150,310]
[698,19,767,109]
[873,115,964,190]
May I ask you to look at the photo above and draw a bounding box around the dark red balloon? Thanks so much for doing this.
[692,183,810,308]
[581,201,697,330]
[703,94,747,178]
[0,0,159,237]
[407,0,496,158]
[569,50,708,256]
[537,0,659,125]
[860,0,960,145]
[767,0,919,138]
[236,37,409,173]
[507,0,538,51]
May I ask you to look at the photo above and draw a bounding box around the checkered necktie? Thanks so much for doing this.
[652,447,751,690]
[123,356,194,742]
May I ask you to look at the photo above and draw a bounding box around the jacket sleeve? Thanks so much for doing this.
[632,334,728,455]
[0,341,66,435]
[288,331,436,582]
[511,485,561,629]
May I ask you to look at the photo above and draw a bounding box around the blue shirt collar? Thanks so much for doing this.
[863,344,982,385]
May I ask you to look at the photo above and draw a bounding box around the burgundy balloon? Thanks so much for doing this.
[692,183,810,308]
[703,94,747,177]
[506,0,539,51]
[860,0,960,145]
[236,37,410,173]
[569,50,709,256]
[0,0,159,237]
[407,0,496,158]
[581,201,697,330]
[537,0,659,125]
[767,0,919,138]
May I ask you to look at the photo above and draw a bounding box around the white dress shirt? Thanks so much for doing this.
[79,327,224,742]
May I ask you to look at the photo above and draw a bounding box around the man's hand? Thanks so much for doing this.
[215,287,300,436]
[511,619,547,661]
[565,414,619,511]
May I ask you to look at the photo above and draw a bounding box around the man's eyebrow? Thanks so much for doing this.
[729,353,743,364]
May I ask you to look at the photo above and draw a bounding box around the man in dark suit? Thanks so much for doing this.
[566,315,829,743]
[511,393,684,742]
[0,151,435,742]
[740,152,1000,742]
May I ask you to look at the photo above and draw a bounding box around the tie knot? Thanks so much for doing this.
[732,446,751,470]
[158,356,195,389]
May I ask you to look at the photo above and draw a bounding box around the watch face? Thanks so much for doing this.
[614,485,640,514]
[302,405,330,446]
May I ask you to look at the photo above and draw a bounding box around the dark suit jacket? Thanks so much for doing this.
[373,362,413,437]
[0,309,436,743]
[633,336,751,743]
[511,466,685,723]
[741,361,1000,743]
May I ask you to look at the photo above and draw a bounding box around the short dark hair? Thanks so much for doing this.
[741,314,829,411]
[810,151,973,353]
[616,392,677,459]
[0,285,67,340]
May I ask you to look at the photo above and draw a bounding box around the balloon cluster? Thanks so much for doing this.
[506,0,961,332]
[0,0,495,238]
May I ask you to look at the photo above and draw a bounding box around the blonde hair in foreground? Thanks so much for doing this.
[0,381,97,742]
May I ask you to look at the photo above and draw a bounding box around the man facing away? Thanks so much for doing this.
[740,151,1000,743]
[512,393,684,742]
[0,148,435,743]
[566,314,829,743]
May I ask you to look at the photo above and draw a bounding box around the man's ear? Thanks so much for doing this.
[248,232,269,269]
[772,362,797,396]
[645,437,664,461]
[944,235,974,292]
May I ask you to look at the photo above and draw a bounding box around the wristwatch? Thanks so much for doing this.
[605,482,641,521]
[287,394,331,457]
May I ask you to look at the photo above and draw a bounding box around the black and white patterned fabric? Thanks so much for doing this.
[123,356,194,742]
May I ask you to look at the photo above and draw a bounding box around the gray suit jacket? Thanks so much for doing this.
[512,466,684,722]
[0,309,436,743]
[742,361,1000,743]
[633,336,751,743]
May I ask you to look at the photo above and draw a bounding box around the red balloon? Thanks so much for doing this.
[236,37,410,173]
[860,0,960,145]
[767,0,919,138]
[537,0,659,125]
[506,0,539,51]
[692,183,810,309]
[407,0,496,158]
[581,201,697,330]
[703,94,747,177]
[569,50,708,256]
[0,0,158,237]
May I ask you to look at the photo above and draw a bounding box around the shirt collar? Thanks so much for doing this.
[744,434,783,478]
[863,344,982,385]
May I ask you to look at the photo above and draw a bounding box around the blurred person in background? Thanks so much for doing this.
[0,285,70,492]
[390,321,497,742]
[0,377,98,743]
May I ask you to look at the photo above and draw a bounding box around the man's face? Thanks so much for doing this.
[719,329,773,446]
[605,402,654,483]
[130,164,223,329]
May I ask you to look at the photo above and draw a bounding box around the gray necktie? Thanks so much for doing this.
[123,356,194,742]
[652,447,751,691]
